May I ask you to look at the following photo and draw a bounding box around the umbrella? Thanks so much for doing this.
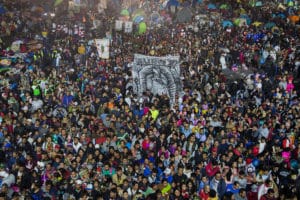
[0,59,11,67]
[234,18,241,26]
[222,20,233,28]
[271,26,281,35]
[133,15,144,24]
[287,0,294,7]
[220,4,229,9]
[233,18,247,27]
[289,15,300,23]
[132,8,146,20]
[54,0,63,7]
[182,1,191,7]
[150,12,161,24]
[240,14,251,25]
[167,0,180,7]
[120,9,130,16]
[277,3,286,10]
[239,8,247,15]
[0,5,6,15]
[252,21,263,27]
[175,7,192,23]
[264,22,276,29]
[11,40,23,52]
[207,3,217,10]
[255,1,263,7]
[31,6,44,13]
[276,13,286,19]
[0,67,10,73]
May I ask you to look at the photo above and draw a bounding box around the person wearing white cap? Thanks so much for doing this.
[85,183,94,199]
[70,179,83,199]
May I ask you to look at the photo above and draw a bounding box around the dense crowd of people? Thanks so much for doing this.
[0,0,299,199]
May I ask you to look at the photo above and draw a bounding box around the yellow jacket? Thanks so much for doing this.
[112,174,127,186]
[78,45,85,55]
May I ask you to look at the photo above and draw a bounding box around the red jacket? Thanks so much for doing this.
[205,162,220,178]
[247,191,258,200]
[199,189,209,200]
[260,194,276,200]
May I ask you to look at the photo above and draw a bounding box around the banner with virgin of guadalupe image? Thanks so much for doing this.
[131,54,182,105]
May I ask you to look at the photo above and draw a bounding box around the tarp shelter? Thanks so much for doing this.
[175,7,192,23]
